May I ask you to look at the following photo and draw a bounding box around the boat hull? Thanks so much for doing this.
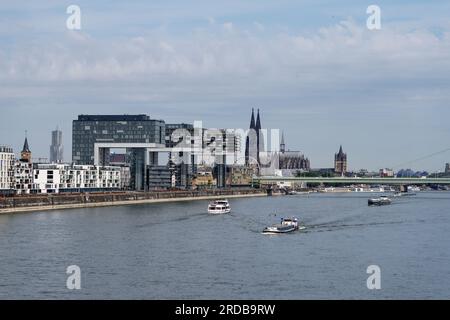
[262,226,298,234]
[207,208,231,214]
[368,199,392,206]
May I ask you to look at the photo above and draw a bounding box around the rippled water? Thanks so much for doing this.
[0,192,449,299]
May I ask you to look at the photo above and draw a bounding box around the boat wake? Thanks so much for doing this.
[304,220,404,233]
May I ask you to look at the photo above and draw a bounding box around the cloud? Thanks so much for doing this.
[253,22,265,31]
[1,17,450,170]
[222,22,234,32]
[1,20,449,86]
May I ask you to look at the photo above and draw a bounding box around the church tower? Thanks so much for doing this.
[280,131,286,154]
[21,133,32,163]
[334,145,347,175]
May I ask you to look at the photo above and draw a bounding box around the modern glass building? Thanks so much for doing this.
[50,128,64,163]
[72,115,165,165]
[72,115,165,190]
[165,123,196,188]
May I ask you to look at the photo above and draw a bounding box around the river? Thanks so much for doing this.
[0,192,449,299]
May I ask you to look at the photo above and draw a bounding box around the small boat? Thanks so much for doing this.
[263,217,300,234]
[207,199,231,214]
[368,196,392,206]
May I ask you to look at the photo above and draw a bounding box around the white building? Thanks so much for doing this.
[33,164,122,194]
[14,160,35,195]
[0,146,15,193]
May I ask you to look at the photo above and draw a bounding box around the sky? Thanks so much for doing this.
[0,0,449,171]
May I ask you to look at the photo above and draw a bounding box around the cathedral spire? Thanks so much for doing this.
[249,108,256,129]
[280,131,285,153]
[22,131,30,153]
[255,109,261,131]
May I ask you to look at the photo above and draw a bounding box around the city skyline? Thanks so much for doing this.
[1,1,450,170]
[3,112,449,174]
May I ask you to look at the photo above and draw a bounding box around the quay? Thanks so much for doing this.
[0,189,266,214]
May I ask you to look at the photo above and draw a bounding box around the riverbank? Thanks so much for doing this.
[0,189,267,214]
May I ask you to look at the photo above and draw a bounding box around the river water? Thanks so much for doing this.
[0,192,449,299]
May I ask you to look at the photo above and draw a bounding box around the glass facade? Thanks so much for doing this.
[72,115,165,165]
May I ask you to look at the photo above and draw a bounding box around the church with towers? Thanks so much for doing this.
[245,108,265,166]
[244,109,310,173]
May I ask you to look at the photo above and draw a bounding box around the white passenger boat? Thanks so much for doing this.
[207,199,231,214]
[262,217,300,234]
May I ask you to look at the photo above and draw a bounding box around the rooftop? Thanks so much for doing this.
[76,114,151,121]
[0,146,14,153]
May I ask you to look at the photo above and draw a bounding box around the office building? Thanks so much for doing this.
[72,114,165,190]
[146,165,172,189]
[50,128,64,163]
[165,123,196,188]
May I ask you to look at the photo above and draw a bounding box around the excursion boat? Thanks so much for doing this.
[262,217,301,234]
[207,199,231,214]
[368,196,392,206]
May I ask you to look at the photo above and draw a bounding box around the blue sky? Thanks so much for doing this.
[1,1,450,171]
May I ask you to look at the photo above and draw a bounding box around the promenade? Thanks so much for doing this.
[0,189,266,214]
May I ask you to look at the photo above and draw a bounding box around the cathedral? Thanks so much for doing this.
[278,132,310,171]
[245,108,264,165]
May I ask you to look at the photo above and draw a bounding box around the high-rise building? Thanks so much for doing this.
[334,145,348,175]
[165,123,196,188]
[245,108,264,166]
[0,146,15,194]
[50,128,64,163]
[72,114,165,190]
[72,114,165,165]
[446,163,450,174]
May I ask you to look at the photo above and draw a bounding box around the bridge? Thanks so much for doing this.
[253,176,450,185]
